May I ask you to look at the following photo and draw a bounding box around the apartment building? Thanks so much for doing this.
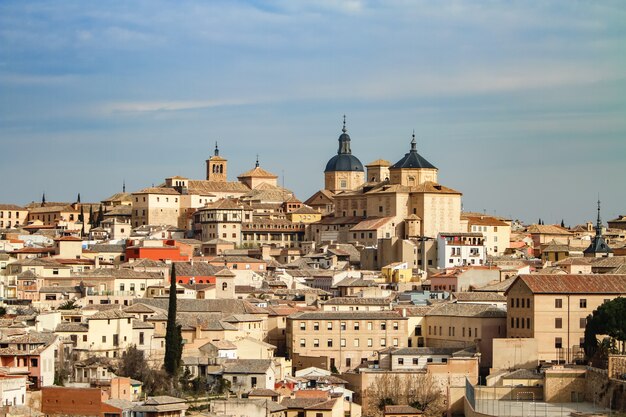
[506,274,626,363]
[287,311,408,373]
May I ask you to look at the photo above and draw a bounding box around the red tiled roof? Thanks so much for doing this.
[509,274,626,295]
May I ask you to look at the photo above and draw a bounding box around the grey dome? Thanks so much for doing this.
[324,122,364,173]
[325,153,364,172]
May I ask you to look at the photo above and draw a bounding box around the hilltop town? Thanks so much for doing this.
[0,122,625,417]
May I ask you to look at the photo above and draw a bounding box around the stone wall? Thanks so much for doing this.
[584,367,626,412]
[543,367,586,402]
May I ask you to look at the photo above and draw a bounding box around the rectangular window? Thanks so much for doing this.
[580,299,587,308]
[327,339,333,347]
[393,338,398,346]
[555,318,562,329]
[381,322,386,330]
[367,322,373,330]
[340,339,346,347]
[555,337,562,349]
[313,339,319,347]
[380,338,386,347]
[398,358,404,365]
[251,376,257,387]
[341,322,346,331]
[300,322,306,331]
[580,317,587,328]
[139,332,144,345]
[367,338,373,347]
[555,298,563,308]
[415,325,422,336]
[353,339,360,347]
[393,322,399,331]
[327,322,333,330]
[354,322,360,331]
[300,339,306,347]
[313,322,319,331]
[102,336,106,343]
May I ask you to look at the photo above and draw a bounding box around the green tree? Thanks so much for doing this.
[584,297,626,363]
[88,205,94,227]
[58,299,79,310]
[164,264,183,377]
[96,204,104,227]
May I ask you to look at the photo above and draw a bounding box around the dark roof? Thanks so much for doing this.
[584,235,613,255]
[324,153,364,173]
[390,136,436,170]
[324,125,364,173]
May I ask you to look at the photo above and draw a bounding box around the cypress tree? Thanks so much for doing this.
[88,205,94,227]
[96,205,104,227]
[164,264,182,377]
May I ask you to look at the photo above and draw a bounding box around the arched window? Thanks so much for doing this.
[219,164,224,173]
[222,282,228,291]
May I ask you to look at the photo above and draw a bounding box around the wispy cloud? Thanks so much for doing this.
[100,98,259,114]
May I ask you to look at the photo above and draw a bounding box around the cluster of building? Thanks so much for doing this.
[1,119,626,416]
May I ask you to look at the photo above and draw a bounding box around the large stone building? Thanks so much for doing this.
[131,145,292,230]
[286,311,408,373]
[506,274,626,363]
[309,124,464,270]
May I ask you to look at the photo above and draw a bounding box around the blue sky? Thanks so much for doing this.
[1,1,625,225]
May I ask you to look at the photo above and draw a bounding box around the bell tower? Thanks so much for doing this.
[206,142,228,182]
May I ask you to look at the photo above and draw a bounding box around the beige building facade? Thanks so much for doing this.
[287,311,408,373]
[506,274,626,363]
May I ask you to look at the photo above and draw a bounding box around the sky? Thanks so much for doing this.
[1,0,625,226]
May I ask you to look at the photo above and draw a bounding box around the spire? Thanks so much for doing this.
[123,180,126,193]
[410,130,417,152]
[41,192,46,207]
[77,193,81,204]
[337,115,352,154]
[214,141,219,157]
[255,154,260,168]
[596,198,603,236]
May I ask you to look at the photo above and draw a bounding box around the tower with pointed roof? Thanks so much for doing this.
[237,156,278,189]
[389,132,438,186]
[324,116,365,193]
[206,142,228,182]
[583,199,613,258]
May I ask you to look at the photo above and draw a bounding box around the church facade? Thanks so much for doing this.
[307,120,464,271]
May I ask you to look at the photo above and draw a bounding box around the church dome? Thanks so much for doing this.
[391,133,436,170]
[325,153,365,172]
[324,119,364,173]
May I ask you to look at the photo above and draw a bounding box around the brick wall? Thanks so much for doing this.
[41,387,103,416]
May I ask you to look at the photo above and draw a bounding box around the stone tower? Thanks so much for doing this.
[206,142,228,182]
